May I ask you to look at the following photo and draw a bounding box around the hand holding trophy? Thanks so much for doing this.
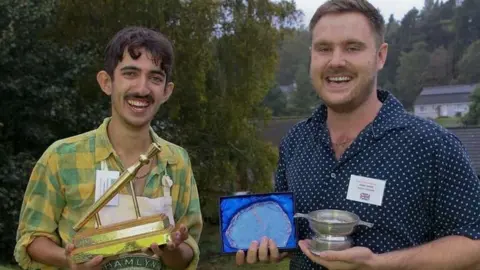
[69,142,174,264]
[65,243,103,270]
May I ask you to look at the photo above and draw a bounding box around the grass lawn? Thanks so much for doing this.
[434,116,463,127]
[1,223,289,270]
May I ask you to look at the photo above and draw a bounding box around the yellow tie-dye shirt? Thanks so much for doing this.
[14,117,203,270]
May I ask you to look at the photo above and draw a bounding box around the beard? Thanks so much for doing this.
[324,74,376,114]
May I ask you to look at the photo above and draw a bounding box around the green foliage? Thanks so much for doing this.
[259,0,480,123]
[463,86,480,126]
[422,46,452,86]
[0,0,102,263]
[0,154,37,263]
[289,65,321,116]
[456,40,480,84]
[262,86,289,116]
[49,0,298,224]
[1,1,301,264]
[193,0,297,220]
[394,42,431,110]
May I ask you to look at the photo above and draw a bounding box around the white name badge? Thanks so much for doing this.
[346,175,386,206]
[95,170,120,206]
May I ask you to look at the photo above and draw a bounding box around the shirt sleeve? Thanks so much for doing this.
[172,150,203,270]
[431,132,480,240]
[14,152,65,270]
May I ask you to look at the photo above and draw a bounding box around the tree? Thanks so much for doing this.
[451,0,480,75]
[50,0,301,221]
[289,65,321,115]
[422,46,452,86]
[0,0,96,263]
[378,14,401,89]
[462,86,480,125]
[275,28,311,86]
[262,86,289,116]
[456,39,480,84]
[396,8,424,52]
[394,42,431,110]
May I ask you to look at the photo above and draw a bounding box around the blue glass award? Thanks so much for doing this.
[219,192,298,253]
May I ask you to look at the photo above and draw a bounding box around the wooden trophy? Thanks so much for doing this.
[70,142,174,263]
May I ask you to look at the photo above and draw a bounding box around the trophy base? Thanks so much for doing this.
[71,214,173,264]
[310,234,352,255]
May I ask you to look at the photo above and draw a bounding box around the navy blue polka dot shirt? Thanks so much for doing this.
[275,90,480,270]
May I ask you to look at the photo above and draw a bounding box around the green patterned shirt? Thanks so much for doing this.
[15,118,203,270]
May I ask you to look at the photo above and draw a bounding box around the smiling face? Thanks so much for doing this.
[97,47,174,129]
[310,11,387,113]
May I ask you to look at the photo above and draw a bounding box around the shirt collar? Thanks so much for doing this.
[310,89,409,139]
[94,117,177,164]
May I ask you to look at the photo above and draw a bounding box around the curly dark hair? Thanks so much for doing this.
[103,26,174,82]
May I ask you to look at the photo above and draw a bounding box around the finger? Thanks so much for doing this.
[298,240,317,261]
[235,250,246,266]
[316,250,336,260]
[64,244,74,255]
[174,231,183,245]
[315,247,361,262]
[318,247,366,262]
[280,252,289,260]
[170,231,181,246]
[179,224,188,234]
[246,241,259,264]
[180,227,189,241]
[258,237,269,262]
[84,256,103,267]
[151,243,163,257]
[166,241,176,251]
[268,239,279,263]
[299,240,326,266]
[141,247,154,257]
[177,224,188,238]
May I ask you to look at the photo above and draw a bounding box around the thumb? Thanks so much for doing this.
[64,244,74,255]
[84,256,104,268]
[280,252,289,259]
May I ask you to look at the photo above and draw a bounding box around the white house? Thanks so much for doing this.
[413,84,477,119]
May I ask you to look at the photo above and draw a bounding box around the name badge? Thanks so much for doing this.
[95,170,120,206]
[346,175,386,206]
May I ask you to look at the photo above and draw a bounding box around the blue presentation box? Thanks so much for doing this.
[219,192,298,254]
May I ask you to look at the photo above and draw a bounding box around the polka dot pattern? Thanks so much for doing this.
[275,90,480,270]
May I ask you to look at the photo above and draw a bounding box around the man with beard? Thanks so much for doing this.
[14,26,203,270]
[236,0,480,269]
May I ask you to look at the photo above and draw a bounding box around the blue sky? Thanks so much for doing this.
[294,0,424,26]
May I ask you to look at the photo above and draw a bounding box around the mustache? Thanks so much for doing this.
[124,93,154,103]
[323,68,354,77]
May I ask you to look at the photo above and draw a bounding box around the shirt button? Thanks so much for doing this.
[331,173,336,178]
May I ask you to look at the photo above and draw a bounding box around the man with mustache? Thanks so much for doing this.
[14,26,203,270]
[236,0,480,269]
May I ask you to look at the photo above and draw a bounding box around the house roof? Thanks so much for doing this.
[414,84,477,105]
[261,117,480,174]
[448,127,480,174]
